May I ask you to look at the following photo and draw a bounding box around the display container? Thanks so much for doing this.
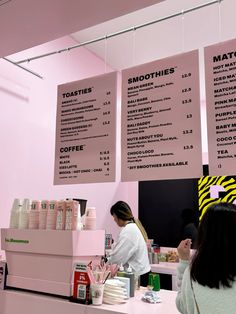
[0,228,105,296]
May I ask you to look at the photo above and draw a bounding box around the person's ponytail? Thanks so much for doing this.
[133,218,148,242]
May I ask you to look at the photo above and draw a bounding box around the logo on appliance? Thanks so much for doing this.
[5,238,29,244]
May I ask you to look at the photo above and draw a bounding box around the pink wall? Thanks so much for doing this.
[0,36,138,255]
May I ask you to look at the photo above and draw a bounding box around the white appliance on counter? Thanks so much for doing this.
[1,228,105,297]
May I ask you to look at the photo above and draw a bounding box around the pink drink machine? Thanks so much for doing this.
[1,228,105,296]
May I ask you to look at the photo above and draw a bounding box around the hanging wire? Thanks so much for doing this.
[104,35,108,73]
[181,9,185,52]
[65,47,71,79]
[14,0,222,65]
[218,0,222,42]
[132,27,136,66]
[0,0,12,7]
[2,0,223,79]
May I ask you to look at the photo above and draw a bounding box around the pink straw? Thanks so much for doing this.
[102,271,111,284]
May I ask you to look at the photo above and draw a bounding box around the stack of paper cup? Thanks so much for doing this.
[28,200,40,229]
[65,200,74,230]
[56,200,66,230]
[84,207,96,230]
[9,198,22,229]
[46,200,57,230]
[39,200,49,229]
[18,198,30,229]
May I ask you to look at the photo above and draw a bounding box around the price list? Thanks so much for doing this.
[205,39,236,176]
[121,50,203,181]
[54,72,117,184]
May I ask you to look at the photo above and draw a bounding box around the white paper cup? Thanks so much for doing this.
[91,283,104,305]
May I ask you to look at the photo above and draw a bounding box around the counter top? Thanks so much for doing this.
[0,287,179,314]
[151,262,178,275]
[150,262,179,291]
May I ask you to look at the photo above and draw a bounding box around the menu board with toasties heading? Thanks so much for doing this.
[121,50,203,181]
[54,72,117,184]
[205,38,236,176]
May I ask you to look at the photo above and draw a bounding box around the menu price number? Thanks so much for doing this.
[100,150,111,176]
[182,73,192,79]
[103,111,110,116]
[186,113,193,119]
[100,150,110,155]
[182,87,192,93]
[106,91,111,95]
[218,164,222,169]
[104,167,110,176]
[183,144,193,150]
[182,99,192,104]
[102,120,110,126]
[103,101,111,106]
[183,129,193,135]
[100,155,110,161]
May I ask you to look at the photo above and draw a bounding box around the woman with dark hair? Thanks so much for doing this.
[108,201,150,282]
[176,202,236,313]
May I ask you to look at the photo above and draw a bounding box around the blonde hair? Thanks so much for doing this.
[134,218,148,242]
[110,201,148,242]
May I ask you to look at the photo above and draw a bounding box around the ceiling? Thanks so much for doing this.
[68,0,236,98]
[2,0,236,93]
[0,0,164,57]
[70,0,226,71]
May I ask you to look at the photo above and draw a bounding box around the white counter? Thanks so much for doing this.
[151,262,178,275]
[151,262,178,291]
[0,287,179,314]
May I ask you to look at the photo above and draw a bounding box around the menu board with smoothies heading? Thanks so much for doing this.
[205,38,236,176]
[54,72,117,184]
[121,50,203,181]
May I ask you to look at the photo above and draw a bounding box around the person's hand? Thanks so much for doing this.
[177,239,191,261]
[101,255,108,265]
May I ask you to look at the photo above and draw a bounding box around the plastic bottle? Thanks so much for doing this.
[18,198,30,229]
[124,265,135,297]
[9,198,21,228]
[153,273,160,291]
[116,264,125,277]
[148,272,160,291]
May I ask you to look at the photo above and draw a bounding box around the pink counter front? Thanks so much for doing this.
[0,287,179,314]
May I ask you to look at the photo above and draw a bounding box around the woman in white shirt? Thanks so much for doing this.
[108,201,150,283]
[176,202,236,314]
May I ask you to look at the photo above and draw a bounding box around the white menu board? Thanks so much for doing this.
[205,39,236,176]
[54,72,117,184]
[121,50,203,181]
